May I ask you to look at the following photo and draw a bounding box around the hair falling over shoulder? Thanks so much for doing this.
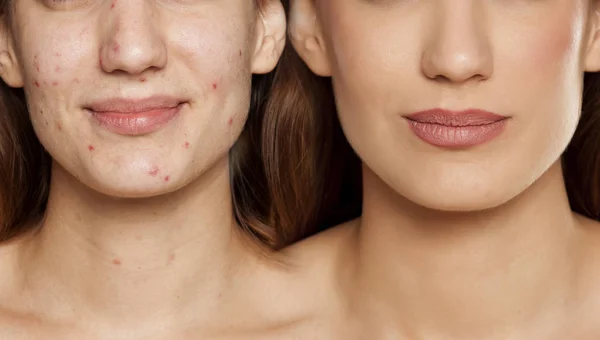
[0,0,361,248]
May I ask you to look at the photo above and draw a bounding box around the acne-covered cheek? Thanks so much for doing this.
[27,52,84,90]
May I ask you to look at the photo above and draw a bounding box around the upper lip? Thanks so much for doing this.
[404,109,507,127]
[85,96,184,113]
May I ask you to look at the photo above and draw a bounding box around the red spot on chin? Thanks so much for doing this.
[110,0,116,8]
[212,83,218,90]
[149,167,159,176]
[139,77,147,82]
[52,81,58,86]
[112,258,121,265]
[184,141,190,149]
[164,176,170,182]
[88,145,95,151]
[227,117,233,126]
[34,80,40,87]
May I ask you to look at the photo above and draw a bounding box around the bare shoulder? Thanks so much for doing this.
[283,218,359,266]
[230,220,360,338]
[0,238,43,339]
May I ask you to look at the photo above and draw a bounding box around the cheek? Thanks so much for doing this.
[19,23,93,146]
[21,23,92,92]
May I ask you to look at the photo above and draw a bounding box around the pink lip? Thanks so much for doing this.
[404,109,508,148]
[86,96,184,136]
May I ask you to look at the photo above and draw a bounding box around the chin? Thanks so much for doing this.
[76,166,185,199]
[394,180,518,213]
[86,179,179,199]
[409,194,508,212]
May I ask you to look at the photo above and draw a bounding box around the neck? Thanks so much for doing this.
[19,157,261,330]
[353,161,586,338]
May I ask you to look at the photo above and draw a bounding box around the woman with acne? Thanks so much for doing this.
[0,0,346,337]
[277,0,600,338]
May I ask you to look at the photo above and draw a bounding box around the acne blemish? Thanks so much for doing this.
[99,55,104,68]
[57,123,62,131]
[139,77,147,83]
[34,80,40,87]
[88,145,95,151]
[74,78,80,84]
[52,81,58,86]
[113,43,120,53]
[227,117,233,126]
[110,0,116,8]
[164,176,170,182]
[239,50,242,57]
[55,66,60,72]
[168,253,175,263]
[148,166,159,176]
[112,258,121,265]
[55,52,61,57]
[212,83,218,90]
[184,141,190,149]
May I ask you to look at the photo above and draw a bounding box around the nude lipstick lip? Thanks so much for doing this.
[86,96,184,136]
[404,109,508,148]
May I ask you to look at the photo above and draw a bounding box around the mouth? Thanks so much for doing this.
[85,96,186,136]
[403,108,509,148]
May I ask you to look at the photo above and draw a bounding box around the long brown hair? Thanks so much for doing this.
[0,0,360,249]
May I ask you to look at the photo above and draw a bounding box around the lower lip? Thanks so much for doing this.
[406,119,506,148]
[89,105,182,136]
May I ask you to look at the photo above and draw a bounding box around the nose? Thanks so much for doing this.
[99,0,167,75]
[421,1,492,83]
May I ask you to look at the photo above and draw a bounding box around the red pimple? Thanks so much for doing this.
[52,81,58,86]
[148,167,159,176]
[34,80,40,87]
[110,0,116,8]
[227,117,233,126]
[164,176,170,182]
[112,258,121,265]
[88,145,95,151]
[239,50,242,57]
[74,78,80,84]
[57,123,62,131]
[55,65,60,72]
[55,52,61,57]
[212,83,218,90]
[113,43,120,53]
[184,141,190,149]
[139,77,147,82]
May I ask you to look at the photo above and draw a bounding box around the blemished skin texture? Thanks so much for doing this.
[0,0,344,338]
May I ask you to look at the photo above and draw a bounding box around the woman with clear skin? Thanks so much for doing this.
[0,0,338,337]
[280,0,600,338]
